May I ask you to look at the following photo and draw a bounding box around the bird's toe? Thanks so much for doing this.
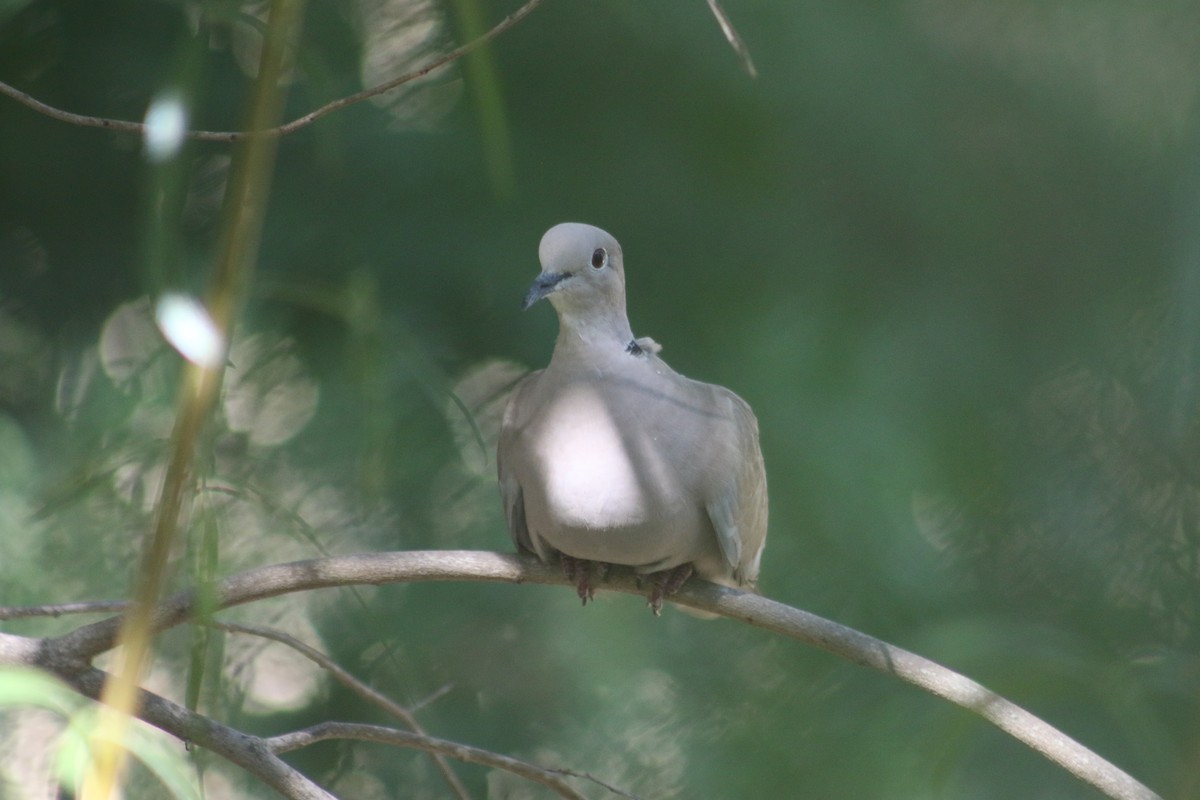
[645,564,694,615]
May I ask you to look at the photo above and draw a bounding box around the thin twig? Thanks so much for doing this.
[27,550,1163,800]
[550,767,644,800]
[265,721,588,800]
[0,0,547,142]
[705,0,757,77]
[409,682,455,713]
[209,620,472,800]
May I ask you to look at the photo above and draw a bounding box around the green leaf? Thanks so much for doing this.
[57,707,202,800]
[0,667,80,717]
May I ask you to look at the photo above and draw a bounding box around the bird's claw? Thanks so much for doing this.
[645,564,694,616]
[561,556,609,605]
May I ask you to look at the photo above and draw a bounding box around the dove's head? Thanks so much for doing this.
[524,223,627,320]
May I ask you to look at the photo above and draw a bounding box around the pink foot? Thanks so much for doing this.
[646,564,694,616]
[560,556,609,605]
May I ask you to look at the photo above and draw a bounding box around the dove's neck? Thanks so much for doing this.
[551,306,635,366]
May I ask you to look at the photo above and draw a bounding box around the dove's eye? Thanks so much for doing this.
[591,248,607,269]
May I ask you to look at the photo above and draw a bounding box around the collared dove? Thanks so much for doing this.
[497,222,768,614]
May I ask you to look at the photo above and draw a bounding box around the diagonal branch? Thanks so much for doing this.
[0,0,546,142]
[266,721,588,800]
[64,665,336,800]
[16,550,1164,800]
[0,629,620,799]
[209,620,472,800]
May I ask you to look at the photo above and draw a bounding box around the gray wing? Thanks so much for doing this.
[704,389,768,588]
[497,372,537,554]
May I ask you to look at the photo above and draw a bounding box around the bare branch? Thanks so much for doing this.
[265,721,588,800]
[0,82,145,134]
[2,622,624,800]
[18,550,1163,800]
[266,0,545,139]
[210,620,471,800]
[46,551,541,660]
[63,665,336,800]
[0,0,547,142]
[0,600,128,620]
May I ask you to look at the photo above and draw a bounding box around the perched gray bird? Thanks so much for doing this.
[497,223,768,614]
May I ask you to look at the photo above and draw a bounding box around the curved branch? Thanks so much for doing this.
[25,550,1162,800]
[0,0,546,142]
[64,665,335,800]
[266,721,588,800]
[0,625,618,799]
[210,620,471,800]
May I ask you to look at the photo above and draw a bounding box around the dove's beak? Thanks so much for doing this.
[522,271,569,310]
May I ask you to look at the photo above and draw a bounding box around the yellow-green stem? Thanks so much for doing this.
[79,1,306,797]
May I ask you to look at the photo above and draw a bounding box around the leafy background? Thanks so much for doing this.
[2,0,1199,797]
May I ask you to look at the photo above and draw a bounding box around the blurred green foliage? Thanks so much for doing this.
[2,0,1199,797]
[0,667,200,798]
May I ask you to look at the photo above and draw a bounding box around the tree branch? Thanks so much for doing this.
[265,721,588,800]
[209,620,472,800]
[0,600,128,620]
[10,550,1164,800]
[0,0,546,142]
[64,665,336,800]
[1,622,622,799]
